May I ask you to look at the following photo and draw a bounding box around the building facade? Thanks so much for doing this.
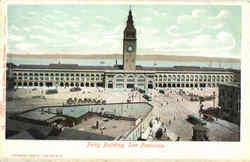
[218,83,241,124]
[7,10,240,90]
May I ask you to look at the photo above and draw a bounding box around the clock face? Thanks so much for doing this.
[127,45,134,52]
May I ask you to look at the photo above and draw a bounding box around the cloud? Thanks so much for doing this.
[31,25,43,30]
[64,34,78,40]
[172,9,232,38]
[24,27,31,32]
[54,10,63,14]
[169,38,190,48]
[9,35,24,41]
[30,35,53,42]
[46,29,58,34]
[54,22,64,28]
[41,15,56,23]
[177,9,209,25]
[64,21,78,26]
[77,39,88,44]
[216,32,236,49]
[91,23,104,28]
[9,25,19,32]
[72,16,80,21]
[167,32,235,52]
[201,23,224,30]
[177,9,208,25]
[15,43,35,51]
[95,16,112,23]
[103,24,123,37]
[28,11,36,16]
[141,32,235,54]
[167,25,203,37]
[153,10,168,17]
[141,17,152,24]
[209,10,231,21]
[152,29,160,35]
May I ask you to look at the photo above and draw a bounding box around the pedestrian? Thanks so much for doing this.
[169,120,171,126]
[100,128,103,135]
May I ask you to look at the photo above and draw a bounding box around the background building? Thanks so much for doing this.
[218,83,241,125]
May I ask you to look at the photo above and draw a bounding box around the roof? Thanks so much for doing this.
[6,118,53,139]
[14,63,236,72]
[140,66,232,72]
[17,64,117,71]
[18,103,153,121]
[218,82,241,88]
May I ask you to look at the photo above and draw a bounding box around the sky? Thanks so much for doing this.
[8,4,241,58]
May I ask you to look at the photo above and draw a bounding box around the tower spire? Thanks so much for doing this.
[123,8,137,71]
[126,6,134,28]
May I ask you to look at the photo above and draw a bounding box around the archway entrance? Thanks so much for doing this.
[126,75,135,89]
[148,80,153,89]
[127,83,134,89]
[97,82,104,88]
[108,81,113,88]
[29,82,33,86]
[46,82,53,87]
[108,83,113,88]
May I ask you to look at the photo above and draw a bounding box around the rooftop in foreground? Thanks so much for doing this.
[18,102,153,122]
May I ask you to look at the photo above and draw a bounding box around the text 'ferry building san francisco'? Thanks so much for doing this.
[8,10,240,90]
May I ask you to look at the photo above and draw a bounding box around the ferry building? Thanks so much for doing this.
[8,10,240,90]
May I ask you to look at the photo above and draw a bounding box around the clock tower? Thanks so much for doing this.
[123,9,136,71]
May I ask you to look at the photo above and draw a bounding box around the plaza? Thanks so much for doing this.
[6,86,240,141]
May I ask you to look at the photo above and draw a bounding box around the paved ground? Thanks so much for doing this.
[147,88,240,141]
[6,87,240,141]
[73,114,134,138]
[6,88,143,113]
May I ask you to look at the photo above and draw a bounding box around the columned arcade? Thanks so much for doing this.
[12,69,237,90]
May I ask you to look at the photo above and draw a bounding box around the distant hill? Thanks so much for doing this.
[7,53,240,63]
